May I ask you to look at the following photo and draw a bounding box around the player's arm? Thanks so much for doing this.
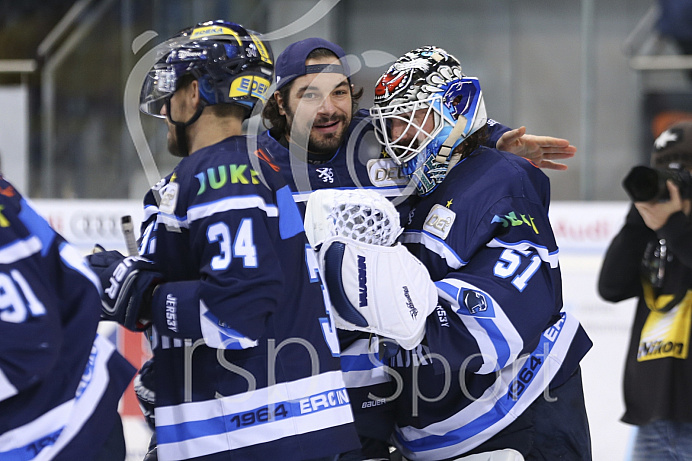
[494,125,576,171]
[597,204,652,302]
[422,197,563,374]
[0,196,63,402]
[148,187,287,349]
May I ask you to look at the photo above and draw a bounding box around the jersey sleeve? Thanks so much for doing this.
[149,164,297,351]
[0,194,60,402]
[424,193,562,375]
[0,185,103,403]
[485,119,512,148]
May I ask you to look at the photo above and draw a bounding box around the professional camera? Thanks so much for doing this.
[622,164,692,202]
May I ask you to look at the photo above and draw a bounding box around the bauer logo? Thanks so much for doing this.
[357,255,367,307]
[423,204,456,240]
[229,76,270,102]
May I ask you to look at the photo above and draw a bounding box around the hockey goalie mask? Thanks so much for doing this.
[140,20,273,119]
[369,46,487,195]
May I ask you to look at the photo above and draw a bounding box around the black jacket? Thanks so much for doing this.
[598,204,692,425]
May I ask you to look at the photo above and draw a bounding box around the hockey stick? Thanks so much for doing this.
[121,215,139,256]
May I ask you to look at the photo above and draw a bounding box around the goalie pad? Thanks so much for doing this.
[320,236,437,350]
[304,188,402,248]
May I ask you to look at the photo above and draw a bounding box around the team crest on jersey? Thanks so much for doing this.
[462,289,492,316]
[367,158,408,187]
[423,204,456,240]
[316,167,334,183]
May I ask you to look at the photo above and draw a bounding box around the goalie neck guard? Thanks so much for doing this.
[369,46,487,196]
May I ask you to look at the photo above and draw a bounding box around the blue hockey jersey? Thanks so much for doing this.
[254,110,515,443]
[254,110,406,441]
[390,147,592,460]
[0,177,135,460]
[138,136,359,460]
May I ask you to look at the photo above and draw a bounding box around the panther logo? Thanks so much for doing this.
[464,290,488,315]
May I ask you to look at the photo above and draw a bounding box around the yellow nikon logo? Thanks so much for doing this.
[229,76,270,101]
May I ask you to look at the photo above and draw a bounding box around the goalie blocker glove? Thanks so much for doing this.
[320,236,438,350]
[87,250,162,331]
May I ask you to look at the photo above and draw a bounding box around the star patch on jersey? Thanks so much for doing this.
[423,203,456,240]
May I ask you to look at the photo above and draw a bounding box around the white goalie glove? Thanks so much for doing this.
[306,189,438,350]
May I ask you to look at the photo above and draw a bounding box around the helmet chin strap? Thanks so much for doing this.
[165,98,207,157]
[434,113,469,170]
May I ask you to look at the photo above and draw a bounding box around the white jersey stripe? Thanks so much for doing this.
[155,369,348,425]
[187,195,278,223]
[292,185,406,203]
[395,313,580,460]
[0,367,18,403]
[0,335,116,460]
[0,236,42,265]
[156,370,353,459]
[400,230,465,270]
[340,338,389,388]
[435,278,524,373]
[59,242,101,292]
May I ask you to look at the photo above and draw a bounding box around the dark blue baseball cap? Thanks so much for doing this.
[274,37,350,90]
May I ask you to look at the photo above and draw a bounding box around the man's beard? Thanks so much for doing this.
[307,116,348,156]
[286,108,349,157]
[167,128,187,158]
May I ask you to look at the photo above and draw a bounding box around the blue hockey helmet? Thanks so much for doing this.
[369,46,487,195]
[140,20,273,119]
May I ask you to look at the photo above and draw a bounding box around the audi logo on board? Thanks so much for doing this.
[69,214,123,239]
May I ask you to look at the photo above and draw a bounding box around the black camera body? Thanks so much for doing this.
[622,165,692,202]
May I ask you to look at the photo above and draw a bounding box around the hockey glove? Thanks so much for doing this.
[134,359,156,430]
[87,251,162,331]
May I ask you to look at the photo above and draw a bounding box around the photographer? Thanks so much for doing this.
[598,120,692,460]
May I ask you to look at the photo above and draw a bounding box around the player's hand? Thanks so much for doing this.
[496,126,576,171]
[634,180,687,231]
[134,359,156,430]
[87,248,125,275]
[86,252,162,331]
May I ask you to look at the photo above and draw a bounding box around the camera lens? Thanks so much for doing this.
[623,166,664,202]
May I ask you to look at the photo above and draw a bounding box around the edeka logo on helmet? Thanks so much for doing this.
[139,20,274,119]
[369,45,487,196]
[138,20,274,157]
